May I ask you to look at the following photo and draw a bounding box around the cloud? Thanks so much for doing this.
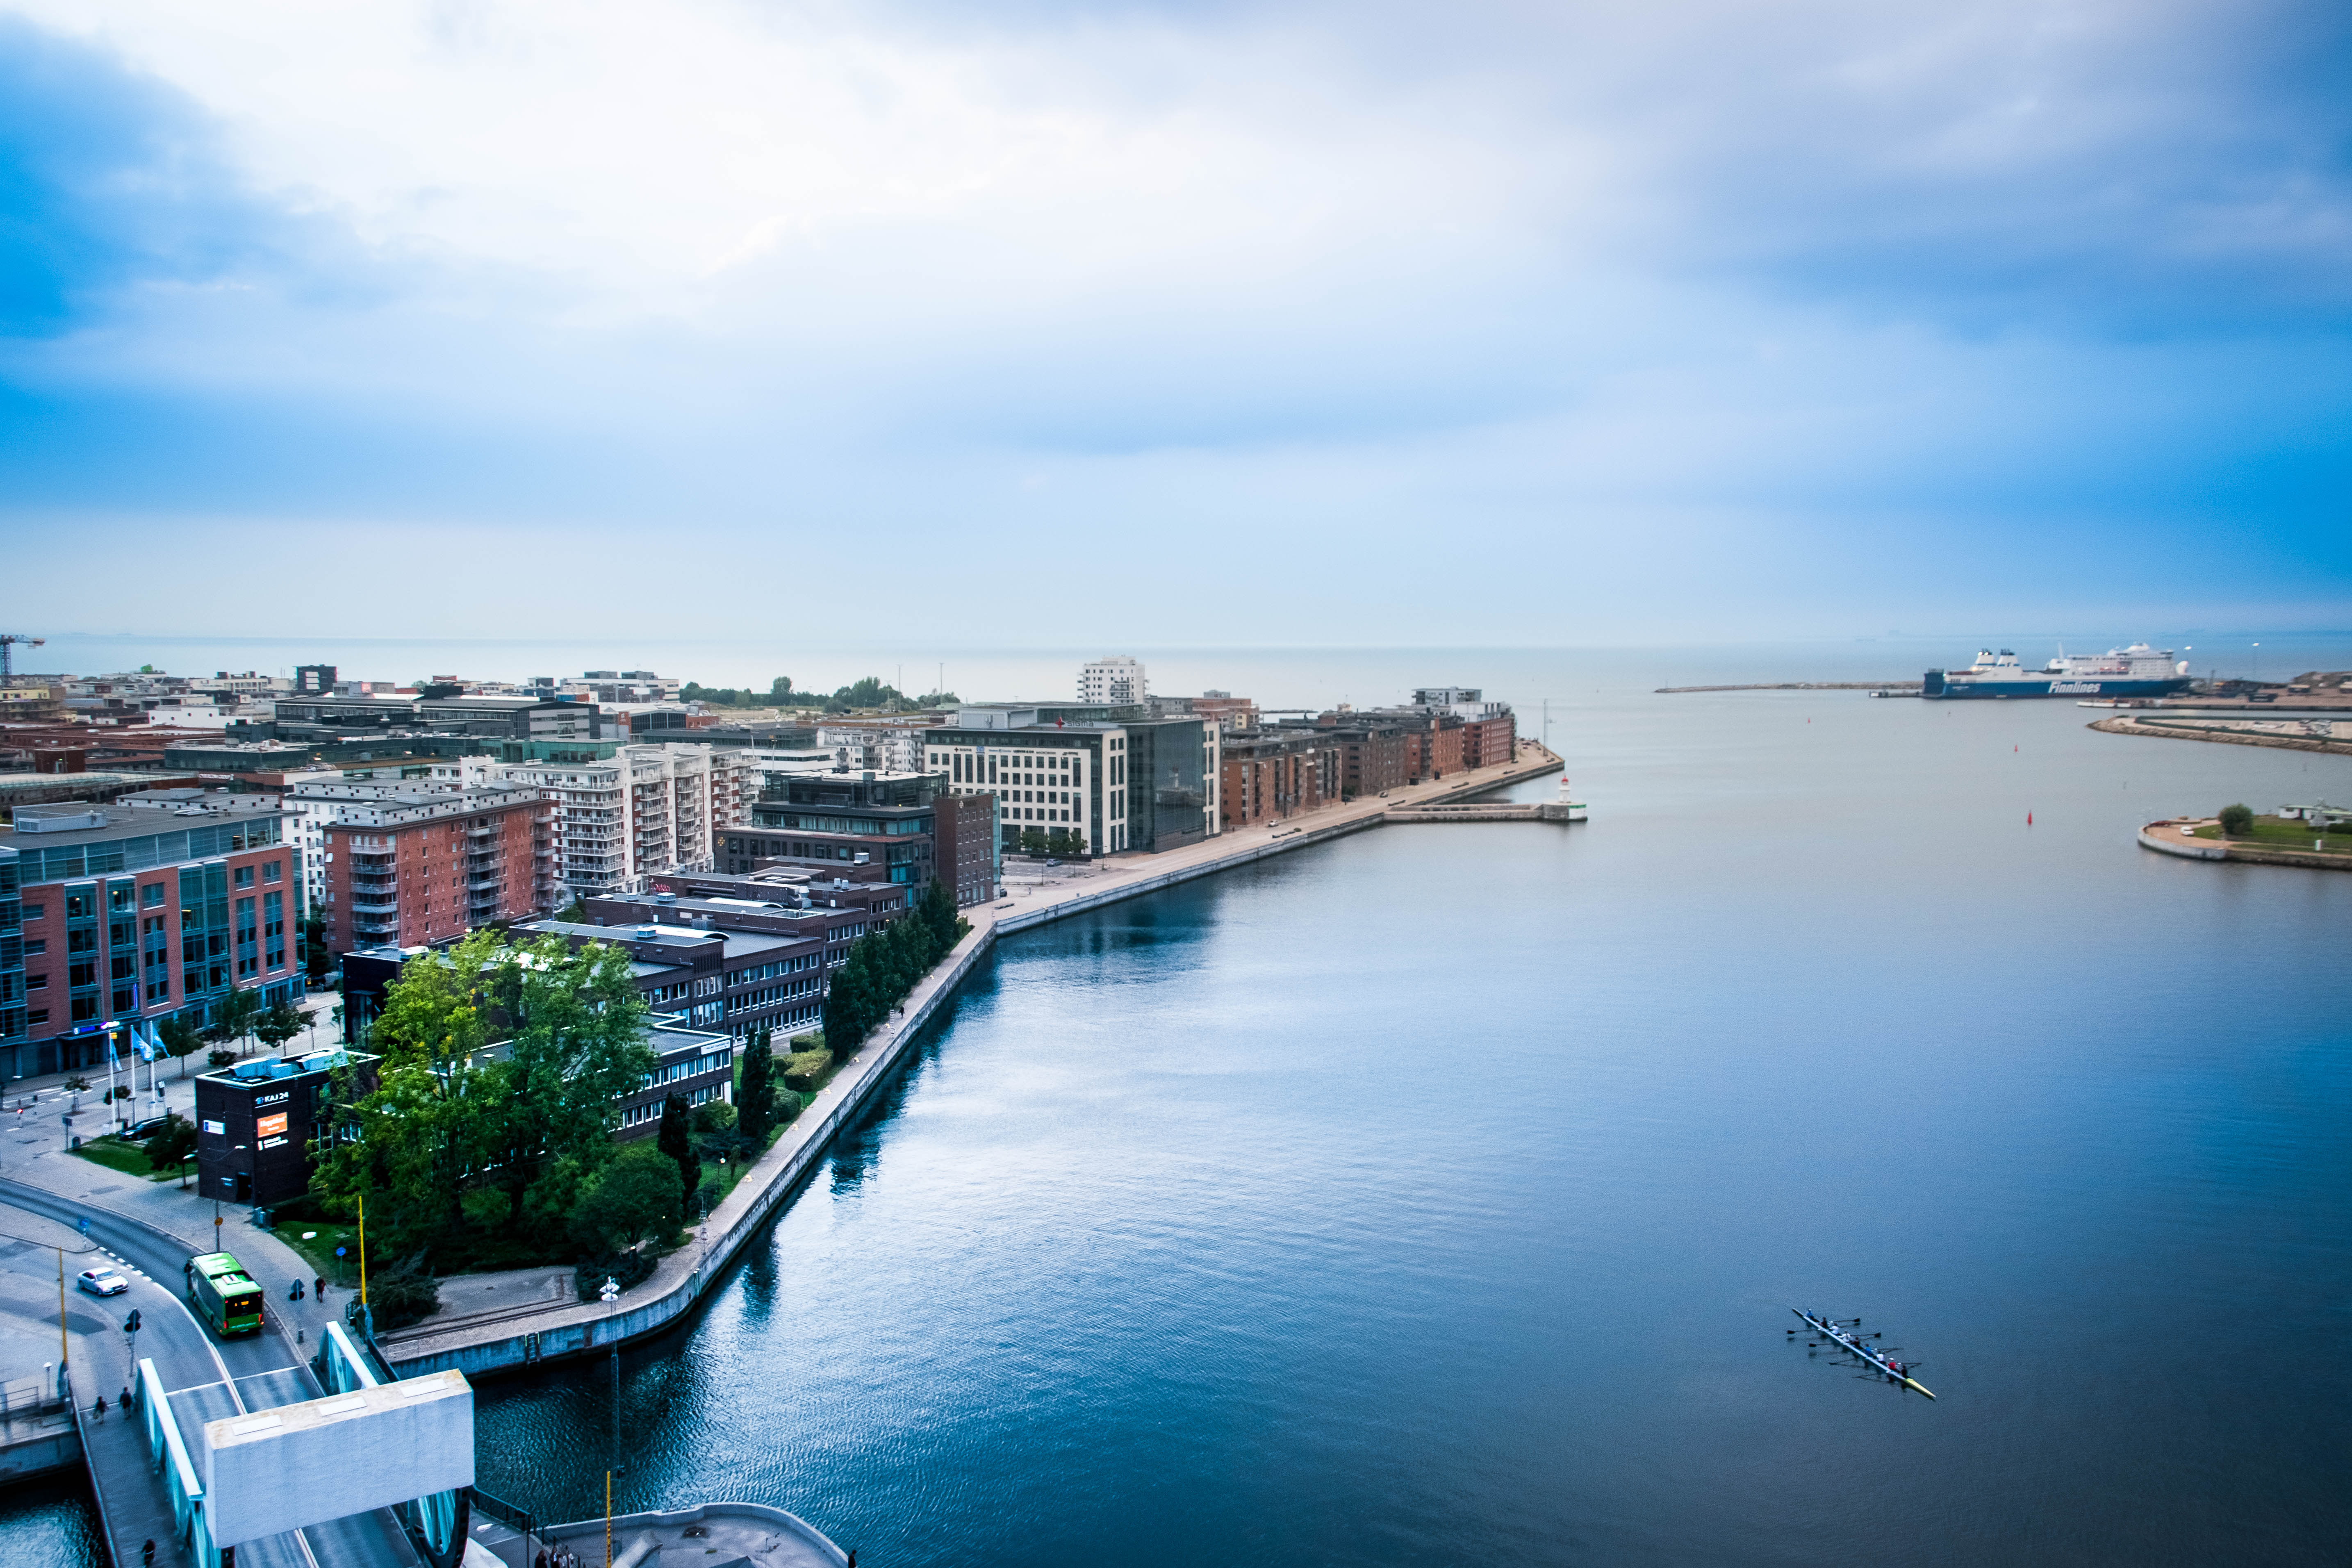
[0,0,2346,642]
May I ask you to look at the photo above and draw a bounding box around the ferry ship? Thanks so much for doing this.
[1923,643,2191,700]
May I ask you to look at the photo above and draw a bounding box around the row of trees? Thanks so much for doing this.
[155,995,315,1074]
[674,675,963,714]
[1015,826,1087,858]
[820,881,969,1061]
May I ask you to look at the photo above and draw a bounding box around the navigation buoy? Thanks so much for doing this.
[2027,812,2033,826]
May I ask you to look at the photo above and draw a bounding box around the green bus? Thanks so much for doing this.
[186,1252,264,1338]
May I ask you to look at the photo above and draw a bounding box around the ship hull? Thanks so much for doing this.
[1922,674,2190,700]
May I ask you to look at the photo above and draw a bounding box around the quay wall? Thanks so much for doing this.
[2092,715,2352,758]
[0,1416,81,1483]
[387,746,1564,1377]
[2138,820,2352,872]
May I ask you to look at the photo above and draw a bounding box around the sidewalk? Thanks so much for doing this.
[3,983,349,1131]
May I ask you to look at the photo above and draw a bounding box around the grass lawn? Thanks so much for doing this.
[276,1221,366,1287]
[2193,817,2352,853]
[68,1138,179,1182]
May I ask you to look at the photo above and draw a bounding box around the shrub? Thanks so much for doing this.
[143,1113,198,1172]
[352,1250,440,1331]
[781,1050,831,1094]
[2218,803,2254,836]
[207,1050,236,1068]
[573,1247,658,1302]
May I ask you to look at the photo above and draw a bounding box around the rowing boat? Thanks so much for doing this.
[1791,1308,1936,1399]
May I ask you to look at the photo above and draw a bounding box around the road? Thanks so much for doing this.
[0,1177,419,1568]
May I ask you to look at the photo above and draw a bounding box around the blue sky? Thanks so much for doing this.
[0,0,2346,647]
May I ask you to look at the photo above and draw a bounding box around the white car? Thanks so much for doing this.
[76,1267,130,1297]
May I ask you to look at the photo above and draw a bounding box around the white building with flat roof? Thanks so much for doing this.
[1079,656,1148,706]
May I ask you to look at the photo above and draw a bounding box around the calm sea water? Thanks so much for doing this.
[10,642,2349,1564]
[464,647,2351,1567]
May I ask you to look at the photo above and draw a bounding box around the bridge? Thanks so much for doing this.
[0,1177,470,1568]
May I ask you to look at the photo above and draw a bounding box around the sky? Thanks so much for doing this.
[0,0,2346,649]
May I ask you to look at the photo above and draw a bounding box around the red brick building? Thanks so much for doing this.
[320,787,554,952]
[1458,711,1517,769]
[1220,731,1338,828]
[5,793,305,1078]
[1314,715,1413,798]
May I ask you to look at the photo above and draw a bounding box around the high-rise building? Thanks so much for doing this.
[1078,656,1148,706]
[922,705,1218,856]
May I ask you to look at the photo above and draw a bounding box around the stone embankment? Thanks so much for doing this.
[2093,715,2352,758]
[385,743,1567,1377]
[2138,819,2352,872]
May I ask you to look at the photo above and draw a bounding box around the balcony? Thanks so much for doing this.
[467,876,503,893]
[348,896,401,913]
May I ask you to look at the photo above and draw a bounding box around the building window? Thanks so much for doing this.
[234,866,255,888]
[263,860,282,883]
[28,1010,46,1026]
[143,883,165,906]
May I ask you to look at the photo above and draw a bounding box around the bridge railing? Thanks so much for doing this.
[137,1357,218,1568]
[314,1320,381,1393]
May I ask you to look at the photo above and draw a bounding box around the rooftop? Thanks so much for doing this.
[4,794,289,848]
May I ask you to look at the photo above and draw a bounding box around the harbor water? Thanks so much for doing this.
[8,642,2348,1564]
[468,649,2351,1567]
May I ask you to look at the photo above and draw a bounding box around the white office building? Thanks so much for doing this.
[1079,656,1149,707]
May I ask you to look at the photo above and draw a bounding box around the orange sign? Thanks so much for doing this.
[256,1112,289,1139]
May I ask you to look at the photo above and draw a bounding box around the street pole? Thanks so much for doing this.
[57,1247,68,1370]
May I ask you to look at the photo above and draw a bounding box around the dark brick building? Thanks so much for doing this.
[195,1047,379,1206]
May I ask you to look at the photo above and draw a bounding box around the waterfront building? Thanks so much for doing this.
[1312,713,1414,798]
[1079,656,1149,706]
[921,705,1219,856]
[317,786,556,953]
[1220,730,1339,828]
[2,793,307,1076]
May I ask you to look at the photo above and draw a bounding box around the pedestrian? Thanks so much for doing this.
[92,1394,105,1421]
[142,1541,155,1567]
[534,1552,547,1568]
[315,1275,327,1299]
[121,1385,131,1411]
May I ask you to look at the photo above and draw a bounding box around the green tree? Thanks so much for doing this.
[1018,826,1048,856]
[2218,803,2254,836]
[215,988,264,1055]
[158,1017,205,1079]
[569,1146,682,1252]
[915,879,967,955]
[300,915,333,981]
[656,1092,697,1210]
[255,1003,313,1054]
[737,1030,777,1148]
[143,1113,198,1172]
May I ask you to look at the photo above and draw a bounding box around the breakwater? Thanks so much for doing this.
[385,744,1565,1377]
[2092,714,2352,757]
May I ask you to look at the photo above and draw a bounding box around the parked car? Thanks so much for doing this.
[76,1267,130,1297]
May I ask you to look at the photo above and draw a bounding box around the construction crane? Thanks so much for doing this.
[0,633,45,683]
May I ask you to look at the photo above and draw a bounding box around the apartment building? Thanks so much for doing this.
[317,787,555,953]
[814,717,946,774]
[2,794,305,1077]
[468,744,742,902]
[1078,656,1148,706]
[1220,730,1340,828]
